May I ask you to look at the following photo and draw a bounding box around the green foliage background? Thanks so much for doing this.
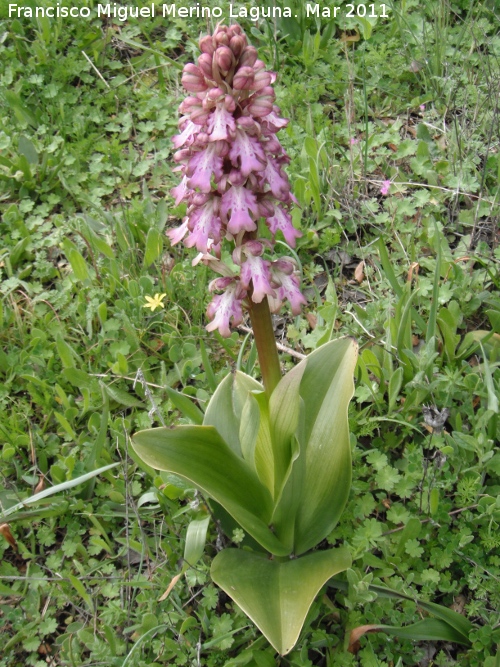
[0,0,499,665]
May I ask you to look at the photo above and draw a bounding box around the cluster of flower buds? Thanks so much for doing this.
[168,23,306,336]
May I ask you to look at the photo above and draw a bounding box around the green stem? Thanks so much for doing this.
[248,297,282,396]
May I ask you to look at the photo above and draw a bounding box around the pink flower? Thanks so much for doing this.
[187,143,225,192]
[271,260,307,315]
[229,129,266,177]
[380,179,391,196]
[207,104,236,142]
[184,198,222,253]
[206,278,246,337]
[267,205,302,248]
[220,185,259,235]
[239,250,275,304]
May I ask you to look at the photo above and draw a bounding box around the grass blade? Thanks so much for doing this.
[0,463,120,522]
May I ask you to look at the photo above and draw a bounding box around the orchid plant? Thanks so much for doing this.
[132,23,359,655]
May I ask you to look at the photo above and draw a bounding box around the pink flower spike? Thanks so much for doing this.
[207,103,236,142]
[267,205,302,248]
[187,144,224,192]
[206,281,245,337]
[229,129,267,177]
[380,179,391,196]
[221,185,259,235]
[240,254,275,303]
[420,104,426,111]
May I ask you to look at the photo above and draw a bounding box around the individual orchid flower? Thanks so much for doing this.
[167,23,304,337]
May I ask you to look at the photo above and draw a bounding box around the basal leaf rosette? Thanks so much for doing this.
[132,337,358,653]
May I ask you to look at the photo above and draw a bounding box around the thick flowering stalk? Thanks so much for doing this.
[168,23,305,354]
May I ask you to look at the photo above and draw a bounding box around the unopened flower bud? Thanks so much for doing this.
[199,35,215,55]
[190,107,211,124]
[191,192,211,207]
[273,258,295,275]
[251,70,272,92]
[236,116,259,132]
[233,65,255,90]
[215,46,234,75]
[205,87,222,101]
[229,24,243,36]
[239,46,258,68]
[258,199,275,217]
[198,53,214,79]
[181,64,207,93]
[215,30,230,46]
[247,91,275,118]
[224,95,236,112]
[227,168,246,187]
[180,96,203,114]
[229,34,246,58]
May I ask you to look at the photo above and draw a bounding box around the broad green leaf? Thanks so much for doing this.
[269,361,305,501]
[165,386,204,425]
[270,430,304,553]
[56,334,82,368]
[388,366,403,411]
[103,383,143,408]
[131,426,289,555]
[211,547,351,655]
[18,135,39,165]
[183,515,210,570]
[204,371,263,456]
[68,574,93,613]
[143,227,163,266]
[200,340,217,392]
[240,391,274,494]
[293,338,358,554]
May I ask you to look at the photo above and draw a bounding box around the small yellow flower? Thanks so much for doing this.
[143,293,167,312]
